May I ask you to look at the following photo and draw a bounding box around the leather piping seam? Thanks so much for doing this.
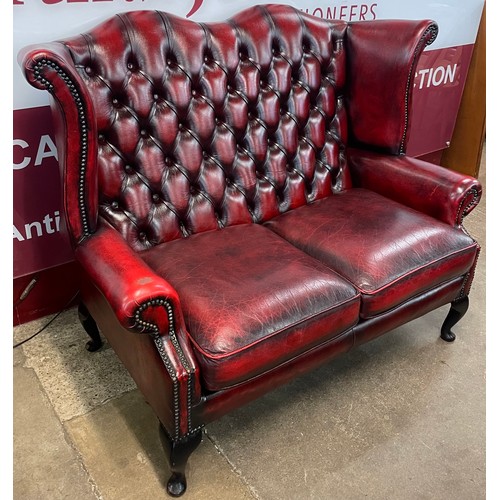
[32,59,91,238]
[135,299,195,438]
[399,23,438,154]
[353,243,477,296]
[205,328,355,392]
[185,292,360,361]
[359,275,465,320]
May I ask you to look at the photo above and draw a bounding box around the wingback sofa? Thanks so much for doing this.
[20,4,481,496]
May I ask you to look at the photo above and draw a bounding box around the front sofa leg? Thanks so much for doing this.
[440,296,469,342]
[159,423,202,497]
[78,302,103,352]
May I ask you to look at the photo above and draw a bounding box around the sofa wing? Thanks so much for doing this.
[345,19,482,227]
[19,42,99,244]
[346,19,438,154]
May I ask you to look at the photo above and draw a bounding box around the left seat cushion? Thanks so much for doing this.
[265,188,478,319]
[140,224,360,391]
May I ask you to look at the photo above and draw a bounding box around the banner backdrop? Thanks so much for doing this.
[13,0,484,278]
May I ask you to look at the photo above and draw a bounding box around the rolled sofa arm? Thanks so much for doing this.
[76,221,201,439]
[347,148,482,227]
[75,221,187,335]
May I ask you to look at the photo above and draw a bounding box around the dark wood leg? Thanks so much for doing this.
[440,296,469,342]
[78,302,103,352]
[159,423,202,497]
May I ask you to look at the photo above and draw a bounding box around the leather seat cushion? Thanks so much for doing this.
[265,188,477,318]
[141,224,360,391]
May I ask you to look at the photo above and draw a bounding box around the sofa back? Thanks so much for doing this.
[57,5,350,250]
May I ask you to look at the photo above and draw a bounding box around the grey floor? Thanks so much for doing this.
[13,149,486,500]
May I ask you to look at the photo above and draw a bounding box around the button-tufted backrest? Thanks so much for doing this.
[62,5,349,251]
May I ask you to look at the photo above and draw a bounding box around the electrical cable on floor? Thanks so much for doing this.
[13,291,80,349]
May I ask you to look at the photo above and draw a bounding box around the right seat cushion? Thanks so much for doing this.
[265,188,478,319]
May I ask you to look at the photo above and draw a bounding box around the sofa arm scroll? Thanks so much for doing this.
[347,148,482,228]
[75,222,187,335]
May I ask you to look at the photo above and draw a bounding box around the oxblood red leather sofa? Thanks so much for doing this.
[20,4,481,496]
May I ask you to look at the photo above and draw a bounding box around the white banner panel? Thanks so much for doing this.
[13,0,484,110]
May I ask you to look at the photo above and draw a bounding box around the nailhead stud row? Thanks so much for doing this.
[456,188,480,227]
[33,59,91,237]
[136,298,195,438]
[153,334,182,440]
[400,24,439,154]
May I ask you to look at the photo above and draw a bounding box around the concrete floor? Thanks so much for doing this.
[13,152,486,500]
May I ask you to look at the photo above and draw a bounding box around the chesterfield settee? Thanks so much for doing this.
[20,4,481,496]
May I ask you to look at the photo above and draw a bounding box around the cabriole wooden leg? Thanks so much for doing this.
[159,423,202,497]
[78,302,103,352]
[440,296,469,342]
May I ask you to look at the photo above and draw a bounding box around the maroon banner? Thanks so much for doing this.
[13,107,74,278]
[407,44,475,156]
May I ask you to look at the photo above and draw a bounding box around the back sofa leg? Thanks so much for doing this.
[159,423,202,497]
[78,302,103,352]
[440,296,469,342]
